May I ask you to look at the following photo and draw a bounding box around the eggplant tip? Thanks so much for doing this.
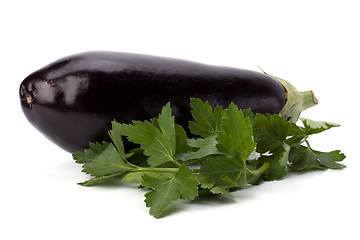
[310,90,318,105]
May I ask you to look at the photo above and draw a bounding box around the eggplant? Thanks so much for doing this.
[19,51,317,153]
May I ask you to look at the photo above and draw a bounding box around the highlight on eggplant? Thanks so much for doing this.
[19,51,318,153]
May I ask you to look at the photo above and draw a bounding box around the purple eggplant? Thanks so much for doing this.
[19,51,317,153]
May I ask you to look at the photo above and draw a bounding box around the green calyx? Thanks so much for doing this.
[260,69,318,122]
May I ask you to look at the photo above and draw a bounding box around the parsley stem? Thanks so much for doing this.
[129,165,200,174]
[253,162,270,175]
[287,136,308,148]
[247,162,270,184]
[124,159,140,168]
[171,157,183,167]
[133,167,179,173]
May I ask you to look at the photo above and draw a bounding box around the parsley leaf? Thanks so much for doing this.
[289,144,346,170]
[253,113,299,153]
[251,143,291,183]
[157,102,176,148]
[73,141,133,177]
[176,135,223,162]
[189,98,224,138]
[142,165,199,218]
[216,103,256,160]
[109,123,126,160]
[175,124,192,154]
[200,155,248,189]
[200,103,255,189]
[300,117,340,135]
[112,103,179,167]
[286,118,345,170]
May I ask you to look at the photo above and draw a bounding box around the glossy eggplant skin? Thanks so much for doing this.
[20,51,287,153]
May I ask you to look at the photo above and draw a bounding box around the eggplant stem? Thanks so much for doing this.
[275,76,318,122]
[259,69,318,122]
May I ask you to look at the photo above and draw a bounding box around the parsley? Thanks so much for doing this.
[73,98,346,218]
[143,164,199,218]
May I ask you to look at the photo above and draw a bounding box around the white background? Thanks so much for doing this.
[1,0,359,239]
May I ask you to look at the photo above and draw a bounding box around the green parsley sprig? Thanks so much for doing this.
[73,98,346,218]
